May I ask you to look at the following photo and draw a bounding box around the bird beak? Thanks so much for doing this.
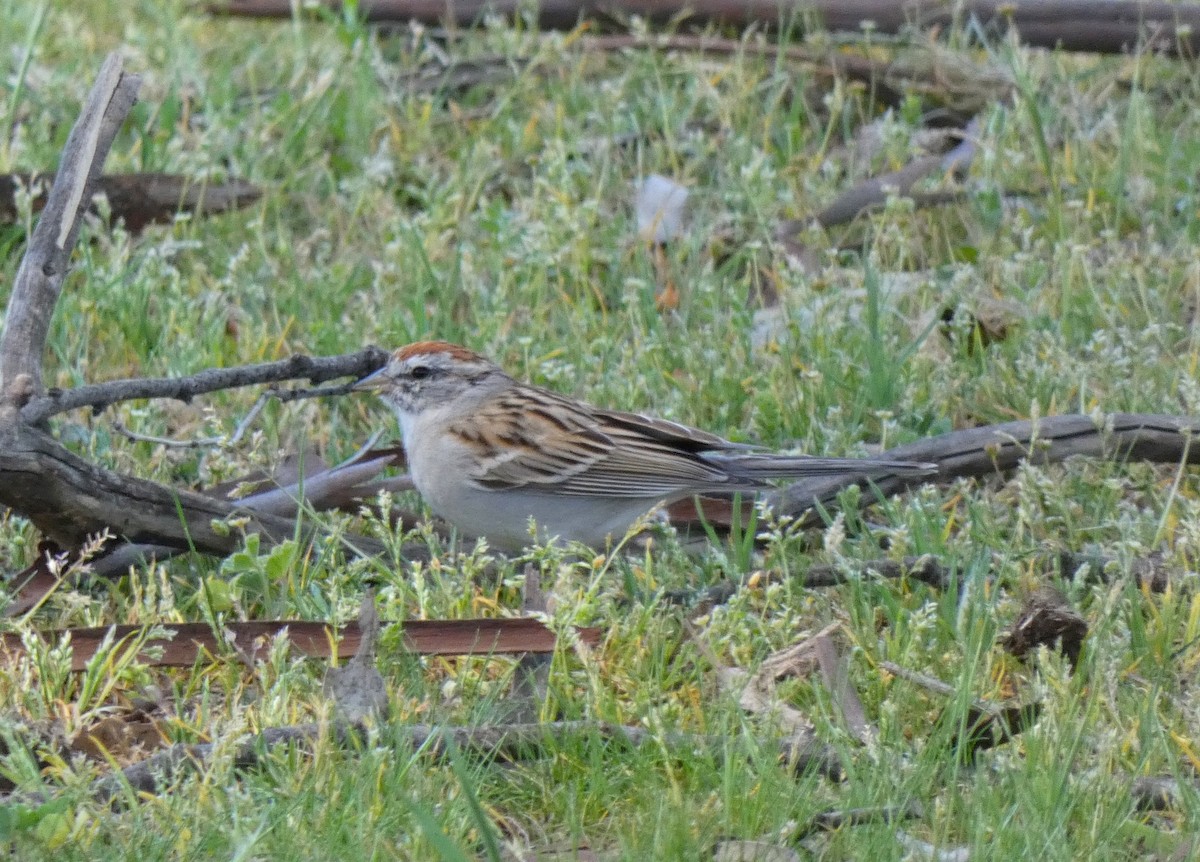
[352,367,388,392]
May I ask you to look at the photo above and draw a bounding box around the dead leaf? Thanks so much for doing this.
[323,589,388,722]
[70,707,169,765]
[939,293,1025,350]
[810,633,871,742]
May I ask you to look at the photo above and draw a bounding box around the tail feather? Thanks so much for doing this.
[711,454,938,481]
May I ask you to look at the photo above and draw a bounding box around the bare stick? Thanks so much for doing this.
[777,117,980,253]
[112,420,225,450]
[111,388,312,450]
[81,719,843,804]
[1129,775,1200,811]
[770,413,1200,522]
[0,54,141,402]
[0,172,260,232]
[799,556,954,589]
[581,34,1011,112]
[0,617,600,671]
[21,347,388,424]
[878,660,960,700]
[797,801,923,838]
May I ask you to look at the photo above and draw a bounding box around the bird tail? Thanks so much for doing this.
[712,454,938,481]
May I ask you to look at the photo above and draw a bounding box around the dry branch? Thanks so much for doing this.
[0,54,139,394]
[1,443,412,614]
[0,172,261,231]
[406,34,1011,114]
[208,0,1200,56]
[0,55,398,561]
[1129,775,1200,811]
[880,659,1042,760]
[798,802,923,838]
[771,413,1200,522]
[775,116,980,263]
[82,719,842,804]
[0,617,602,671]
[21,348,389,424]
[681,548,1177,612]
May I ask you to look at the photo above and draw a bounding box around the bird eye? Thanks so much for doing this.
[410,365,432,380]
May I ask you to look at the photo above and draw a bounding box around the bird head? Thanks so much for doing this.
[353,341,504,418]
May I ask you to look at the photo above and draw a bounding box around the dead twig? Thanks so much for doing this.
[0,617,602,671]
[797,801,924,839]
[0,55,375,557]
[0,54,140,395]
[771,412,1200,524]
[880,660,1041,761]
[0,172,260,232]
[678,546,1178,614]
[776,117,980,261]
[799,556,955,589]
[20,348,388,425]
[71,719,843,806]
[1129,775,1200,811]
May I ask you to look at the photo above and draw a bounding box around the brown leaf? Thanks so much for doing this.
[70,710,170,764]
[323,590,388,722]
[731,624,848,744]
[654,279,680,312]
[810,632,871,742]
[939,293,1025,351]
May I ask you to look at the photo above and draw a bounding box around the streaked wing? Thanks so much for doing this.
[590,406,755,453]
[450,386,742,498]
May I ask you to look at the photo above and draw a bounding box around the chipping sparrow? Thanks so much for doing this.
[354,341,936,551]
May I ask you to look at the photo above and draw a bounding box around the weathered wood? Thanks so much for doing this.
[21,347,389,424]
[209,0,1200,56]
[0,172,261,231]
[0,56,395,560]
[390,35,1012,115]
[0,54,140,400]
[0,421,301,550]
[771,413,1200,521]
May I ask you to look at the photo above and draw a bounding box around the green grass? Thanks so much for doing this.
[2,0,1200,858]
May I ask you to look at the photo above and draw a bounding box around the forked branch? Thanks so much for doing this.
[0,55,393,559]
[0,54,140,398]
